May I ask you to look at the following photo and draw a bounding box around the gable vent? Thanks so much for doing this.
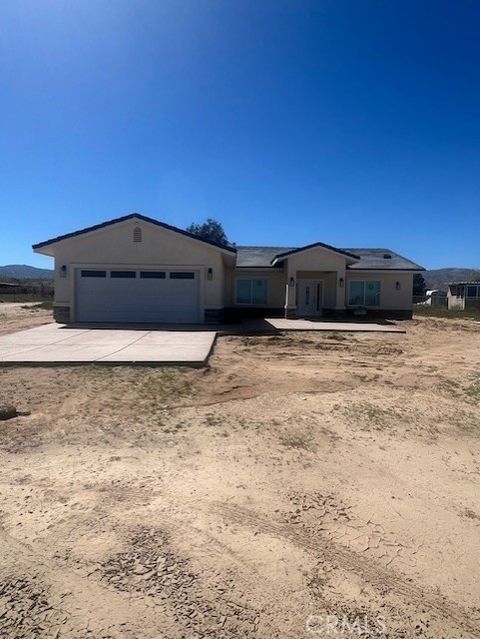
[133,226,142,243]
[383,253,392,259]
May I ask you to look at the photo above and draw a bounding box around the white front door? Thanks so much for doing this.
[296,279,323,317]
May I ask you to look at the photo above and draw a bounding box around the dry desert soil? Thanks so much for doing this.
[0,303,479,638]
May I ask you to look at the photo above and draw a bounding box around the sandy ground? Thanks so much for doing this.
[0,303,53,336]
[0,305,479,638]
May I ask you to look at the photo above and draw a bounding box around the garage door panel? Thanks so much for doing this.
[75,269,200,323]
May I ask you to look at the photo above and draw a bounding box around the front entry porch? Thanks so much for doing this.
[263,317,405,333]
[286,270,344,319]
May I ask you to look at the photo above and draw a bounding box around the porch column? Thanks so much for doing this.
[284,265,297,318]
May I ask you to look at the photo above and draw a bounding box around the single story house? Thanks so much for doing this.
[447,282,480,310]
[33,213,424,324]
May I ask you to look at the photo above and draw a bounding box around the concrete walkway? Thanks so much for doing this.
[0,324,216,366]
[264,318,406,333]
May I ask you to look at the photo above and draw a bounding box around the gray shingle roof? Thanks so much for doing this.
[235,246,296,267]
[342,248,424,271]
[236,246,423,270]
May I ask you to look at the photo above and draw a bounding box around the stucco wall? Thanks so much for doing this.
[345,271,413,310]
[286,248,348,272]
[51,219,230,311]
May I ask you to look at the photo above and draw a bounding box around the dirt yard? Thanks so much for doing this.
[0,303,52,336]
[0,305,479,638]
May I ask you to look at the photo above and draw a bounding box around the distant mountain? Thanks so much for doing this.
[424,268,480,291]
[0,264,54,280]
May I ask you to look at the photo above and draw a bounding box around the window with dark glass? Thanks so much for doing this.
[140,271,166,279]
[81,270,106,278]
[348,281,380,306]
[170,272,195,279]
[235,279,267,304]
[110,271,136,278]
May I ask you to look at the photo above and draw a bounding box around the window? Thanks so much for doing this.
[81,270,106,278]
[365,281,380,305]
[348,280,380,306]
[110,271,136,278]
[140,271,166,279]
[235,279,267,304]
[236,280,252,304]
[133,227,142,242]
[467,285,479,298]
[170,272,195,279]
[348,281,365,306]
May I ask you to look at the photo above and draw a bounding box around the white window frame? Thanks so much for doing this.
[235,278,268,305]
[348,280,381,307]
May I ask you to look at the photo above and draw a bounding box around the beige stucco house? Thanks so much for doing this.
[33,213,424,324]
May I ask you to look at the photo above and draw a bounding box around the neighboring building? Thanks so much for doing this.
[33,213,424,324]
[447,282,480,310]
[423,289,447,307]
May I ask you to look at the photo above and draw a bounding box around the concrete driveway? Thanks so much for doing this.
[0,324,216,366]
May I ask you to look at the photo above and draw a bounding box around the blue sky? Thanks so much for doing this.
[1,1,479,269]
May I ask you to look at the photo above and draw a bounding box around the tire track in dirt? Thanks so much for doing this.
[212,502,480,638]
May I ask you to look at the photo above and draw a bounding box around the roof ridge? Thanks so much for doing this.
[273,242,360,262]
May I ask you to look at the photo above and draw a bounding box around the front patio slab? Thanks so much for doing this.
[0,324,216,366]
[264,318,406,333]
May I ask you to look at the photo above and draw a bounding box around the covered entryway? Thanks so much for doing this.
[75,268,201,323]
[296,279,323,317]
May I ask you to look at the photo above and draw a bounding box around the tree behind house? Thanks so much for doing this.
[413,273,426,296]
[186,219,231,246]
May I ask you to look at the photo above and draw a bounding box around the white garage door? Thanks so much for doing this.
[75,269,201,323]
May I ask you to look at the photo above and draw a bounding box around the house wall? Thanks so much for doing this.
[50,219,230,320]
[345,271,413,310]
